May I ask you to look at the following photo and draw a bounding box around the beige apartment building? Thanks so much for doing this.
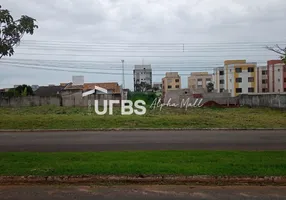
[257,66,268,93]
[188,72,212,91]
[162,72,181,98]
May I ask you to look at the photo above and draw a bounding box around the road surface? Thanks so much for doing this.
[0,130,285,152]
[1,185,286,200]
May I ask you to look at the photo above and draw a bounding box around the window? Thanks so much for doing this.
[248,67,254,72]
[284,66,286,72]
[220,89,224,93]
[278,79,280,82]
[197,78,202,81]
[236,88,242,93]
[278,89,280,92]
[168,85,172,89]
[248,87,254,93]
[236,77,242,83]
[262,79,267,84]
[284,78,286,83]
[262,70,267,75]
[235,68,242,73]
[262,88,267,93]
[206,78,211,82]
[219,80,224,84]
[230,69,232,72]
[230,79,232,82]
[248,77,254,82]
[175,85,180,88]
[175,79,179,82]
[284,88,286,92]
[278,69,280,72]
[219,71,224,75]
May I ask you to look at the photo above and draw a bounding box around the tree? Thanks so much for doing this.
[0,5,38,59]
[266,45,286,64]
[4,84,33,97]
[207,82,214,93]
[134,82,152,92]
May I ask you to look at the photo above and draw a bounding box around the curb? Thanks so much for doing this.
[1,175,286,186]
[0,128,285,132]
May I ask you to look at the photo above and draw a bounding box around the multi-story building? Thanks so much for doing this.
[188,72,212,91]
[213,67,225,93]
[162,72,181,98]
[133,65,152,91]
[214,60,257,97]
[267,60,286,93]
[257,66,268,93]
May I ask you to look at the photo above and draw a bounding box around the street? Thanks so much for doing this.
[1,185,286,200]
[0,130,285,152]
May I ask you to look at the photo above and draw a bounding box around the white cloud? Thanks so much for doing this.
[1,0,286,89]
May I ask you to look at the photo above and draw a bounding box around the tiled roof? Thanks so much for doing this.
[83,82,121,94]
[64,84,84,90]
[34,86,65,97]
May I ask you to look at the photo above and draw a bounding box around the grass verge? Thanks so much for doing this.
[0,151,286,176]
[0,106,285,129]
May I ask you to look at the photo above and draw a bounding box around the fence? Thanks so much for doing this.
[239,93,286,109]
[0,93,122,107]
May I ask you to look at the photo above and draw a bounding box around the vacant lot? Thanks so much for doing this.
[0,106,285,129]
[0,151,286,176]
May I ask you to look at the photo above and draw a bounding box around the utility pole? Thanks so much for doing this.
[121,60,125,101]
[121,60,125,89]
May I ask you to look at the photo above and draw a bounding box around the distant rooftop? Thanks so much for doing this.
[165,72,180,78]
[134,65,152,70]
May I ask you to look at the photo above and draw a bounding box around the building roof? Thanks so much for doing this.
[34,86,65,97]
[64,84,84,90]
[83,82,121,94]
[165,72,180,78]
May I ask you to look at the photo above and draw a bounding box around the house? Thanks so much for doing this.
[34,85,66,97]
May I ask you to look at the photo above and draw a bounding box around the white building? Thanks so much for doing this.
[257,66,268,93]
[213,67,225,93]
[268,63,286,93]
[214,60,257,97]
[133,65,152,91]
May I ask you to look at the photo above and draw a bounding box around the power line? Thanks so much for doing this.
[22,39,286,45]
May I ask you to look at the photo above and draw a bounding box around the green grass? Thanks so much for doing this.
[0,151,286,176]
[0,106,285,129]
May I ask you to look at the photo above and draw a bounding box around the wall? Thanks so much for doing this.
[0,96,61,107]
[0,93,122,107]
[164,89,237,106]
[239,93,286,108]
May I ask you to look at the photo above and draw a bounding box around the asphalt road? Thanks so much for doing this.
[1,185,286,200]
[0,130,285,152]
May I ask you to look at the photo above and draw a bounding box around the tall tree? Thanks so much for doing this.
[0,5,38,59]
[207,82,214,93]
[266,45,286,64]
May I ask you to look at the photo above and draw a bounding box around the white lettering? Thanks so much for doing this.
[134,100,146,115]
[94,100,108,115]
[121,100,133,115]
[108,100,120,115]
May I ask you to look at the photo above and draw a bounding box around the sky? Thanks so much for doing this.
[1,0,286,89]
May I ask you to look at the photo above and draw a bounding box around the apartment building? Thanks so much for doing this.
[213,67,225,93]
[267,60,286,93]
[257,66,268,93]
[214,60,257,97]
[162,72,181,97]
[133,65,152,91]
[188,72,212,91]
